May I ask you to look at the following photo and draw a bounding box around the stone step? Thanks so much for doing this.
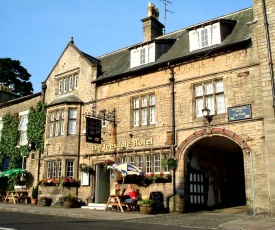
[81,203,110,211]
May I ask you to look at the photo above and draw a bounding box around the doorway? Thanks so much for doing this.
[95,164,110,203]
[185,136,246,212]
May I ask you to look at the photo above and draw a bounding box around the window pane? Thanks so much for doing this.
[141,97,147,107]
[60,120,64,135]
[59,80,62,93]
[195,98,203,117]
[206,96,214,115]
[201,28,208,47]
[52,162,57,179]
[150,107,155,124]
[69,76,73,91]
[205,82,213,94]
[74,75,78,89]
[216,94,225,114]
[68,120,76,134]
[149,95,155,105]
[69,109,77,119]
[130,157,135,165]
[133,98,139,109]
[138,156,143,171]
[194,84,203,97]
[134,110,139,127]
[216,80,224,93]
[58,161,62,178]
[141,108,147,126]
[64,78,67,92]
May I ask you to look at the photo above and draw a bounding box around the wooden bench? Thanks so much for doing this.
[18,196,31,204]
[108,201,138,211]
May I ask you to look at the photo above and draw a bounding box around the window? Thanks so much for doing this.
[130,156,135,166]
[18,111,29,146]
[137,156,143,171]
[52,161,57,179]
[154,155,161,173]
[58,160,62,178]
[68,108,77,134]
[132,94,156,127]
[189,22,221,52]
[47,162,51,178]
[49,109,65,137]
[130,43,155,68]
[120,157,126,163]
[56,73,78,94]
[146,155,152,174]
[163,154,169,173]
[46,160,63,179]
[194,79,225,117]
[66,160,74,177]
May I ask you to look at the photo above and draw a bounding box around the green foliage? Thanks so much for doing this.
[138,199,154,206]
[0,101,46,171]
[32,185,39,199]
[0,58,33,96]
[27,101,46,154]
[0,113,20,169]
[161,157,178,170]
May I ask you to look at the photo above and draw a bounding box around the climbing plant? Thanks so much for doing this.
[27,101,46,154]
[0,113,21,169]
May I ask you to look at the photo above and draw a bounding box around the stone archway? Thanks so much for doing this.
[175,128,249,212]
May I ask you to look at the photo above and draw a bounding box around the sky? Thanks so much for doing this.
[1,0,252,93]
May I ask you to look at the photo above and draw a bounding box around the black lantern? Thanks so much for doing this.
[202,107,213,124]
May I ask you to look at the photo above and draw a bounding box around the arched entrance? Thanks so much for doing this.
[176,128,248,212]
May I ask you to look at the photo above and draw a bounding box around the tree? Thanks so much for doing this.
[0,58,33,96]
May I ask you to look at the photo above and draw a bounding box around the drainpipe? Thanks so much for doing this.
[167,62,176,210]
[262,0,275,109]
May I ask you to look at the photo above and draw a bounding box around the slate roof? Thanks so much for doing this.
[47,94,83,107]
[94,7,253,84]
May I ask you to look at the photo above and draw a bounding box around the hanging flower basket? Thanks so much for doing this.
[103,159,115,173]
[161,157,178,170]
[79,163,92,173]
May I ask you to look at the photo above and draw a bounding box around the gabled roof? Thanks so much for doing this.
[94,7,253,84]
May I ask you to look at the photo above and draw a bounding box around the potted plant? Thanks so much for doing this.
[63,192,78,208]
[138,198,154,214]
[39,196,52,206]
[31,185,39,204]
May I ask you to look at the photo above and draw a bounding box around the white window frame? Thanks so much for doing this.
[194,79,225,118]
[146,155,152,174]
[58,160,62,179]
[49,109,65,137]
[132,94,156,127]
[137,156,143,171]
[154,154,161,174]
[66,160,74,178]
[189,22,221,52]
[68,108,77,135]
[47,162,51,178]
[69,76,73,91]
[130,43,155,68]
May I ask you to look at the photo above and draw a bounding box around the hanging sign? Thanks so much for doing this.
[228,104,252,121]
[86,117,101,144]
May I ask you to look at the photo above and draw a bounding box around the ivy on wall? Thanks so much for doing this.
[27,101,46,154]
[0,113,20,169]
[0,101,46,170]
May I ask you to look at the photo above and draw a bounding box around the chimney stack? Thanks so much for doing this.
[141,2,164,42]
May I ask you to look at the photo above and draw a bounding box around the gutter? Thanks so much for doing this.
[262,0,275,108]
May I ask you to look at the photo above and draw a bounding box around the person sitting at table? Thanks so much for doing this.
[123,184,138,211]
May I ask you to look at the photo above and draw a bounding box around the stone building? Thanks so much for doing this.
[1,0,275,215]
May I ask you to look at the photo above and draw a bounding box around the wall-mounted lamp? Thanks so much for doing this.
[129,132,133,138]
[202,107,214,124]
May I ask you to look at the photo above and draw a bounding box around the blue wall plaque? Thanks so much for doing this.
[228,104,252,121]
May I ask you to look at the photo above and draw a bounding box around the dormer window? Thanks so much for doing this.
[189,22,221,51]
[130,43,155,68]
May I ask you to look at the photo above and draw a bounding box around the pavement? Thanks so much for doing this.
[0,202,275,229]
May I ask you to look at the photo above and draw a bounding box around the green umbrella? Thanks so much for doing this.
[0,168,26,178]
